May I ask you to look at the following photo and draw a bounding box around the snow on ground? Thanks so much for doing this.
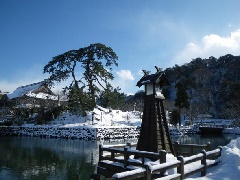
[136,138,240,179]
[185,137,240,180]
[104,138,240,180]
[49,105,142,128]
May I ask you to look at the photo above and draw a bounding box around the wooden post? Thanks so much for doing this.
[207,142,211,151]
[99,144,103,162]
[92,112,94,125]
[159,150,166,176]
[177,156,184,180]
[124,147,129,168]
[174,141,179,156]
[111,152,115,159]
[218,146,222,157]
[159,150,166,164]
[201,150,207,176]
[142,157,145,165]
[145,164,152,180]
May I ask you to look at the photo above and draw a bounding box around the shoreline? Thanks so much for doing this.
[1,126,240,140]
[0,126,140,140]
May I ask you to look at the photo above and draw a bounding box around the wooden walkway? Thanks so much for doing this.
[92,142,222,180]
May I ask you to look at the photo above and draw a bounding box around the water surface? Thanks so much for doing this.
[0,134,238,180]
[0,137,98,180]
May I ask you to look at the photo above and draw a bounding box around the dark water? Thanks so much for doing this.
[0,137,99,180]
[0,134,238,180]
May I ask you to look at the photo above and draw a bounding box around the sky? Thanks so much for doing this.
[1,0,240,95]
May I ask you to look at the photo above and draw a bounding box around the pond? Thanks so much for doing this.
[0,134,238,180]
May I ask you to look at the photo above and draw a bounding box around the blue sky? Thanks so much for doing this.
[1,0,240,94]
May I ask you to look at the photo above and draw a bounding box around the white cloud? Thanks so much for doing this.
[111,70,137,94]
[116,70,135,81]
[172,29,240,66]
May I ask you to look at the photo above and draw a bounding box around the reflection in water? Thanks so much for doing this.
[0,137,98,180]
[0,134,238,179]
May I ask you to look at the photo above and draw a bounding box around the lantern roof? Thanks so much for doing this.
[136,66,170,88]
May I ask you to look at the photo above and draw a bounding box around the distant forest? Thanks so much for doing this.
[163,54,240,119]
[1,53,240,123]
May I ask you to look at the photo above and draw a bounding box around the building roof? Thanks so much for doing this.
[7,80,57,100]
[136,66,170,88]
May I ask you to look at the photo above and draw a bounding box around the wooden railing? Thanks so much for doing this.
[99,143,167,168]
[176,147,222,179]
[95,143,222,180]
[173,141,211,156]
[112,160,181,180]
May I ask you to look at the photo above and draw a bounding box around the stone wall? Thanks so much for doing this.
[96,127,140,140]
[0,126,140,140]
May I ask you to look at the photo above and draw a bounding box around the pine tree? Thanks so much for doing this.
[175,82,190,125]
[43,43,118,115]
[98,84,126,110]
[169,109,180,126]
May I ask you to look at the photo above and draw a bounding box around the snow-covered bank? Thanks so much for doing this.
[0,106,142,140]
[185,137,240,179]
[49,106,142,128]
[1,106,240,140]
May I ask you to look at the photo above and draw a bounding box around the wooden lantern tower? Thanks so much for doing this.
[136,66,175,155]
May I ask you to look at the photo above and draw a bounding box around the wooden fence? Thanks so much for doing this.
[98,143,167,168]
[176,148,222,179]
[173,141,211,156]
[94,143,222,180]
